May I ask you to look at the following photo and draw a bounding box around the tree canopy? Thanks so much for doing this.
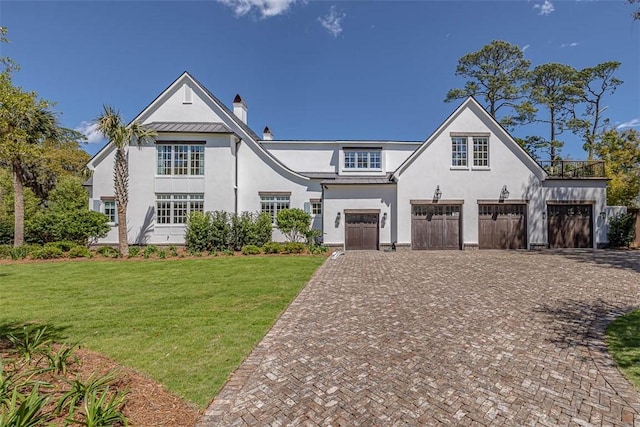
[595,129,640,207]
[445,40,534,130]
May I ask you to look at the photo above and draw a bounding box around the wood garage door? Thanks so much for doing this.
[547,204,593,248]
[345,213,379,250]
[478,204,527,249]
[412,205,461,250]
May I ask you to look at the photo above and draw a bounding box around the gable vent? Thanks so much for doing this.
[183,84,193,104]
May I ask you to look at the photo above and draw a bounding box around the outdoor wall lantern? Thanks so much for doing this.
[599,211,607,220]
[542,211,547,220]
[434,185,442,201]
[382,212,388,227]
[335,212,341,228]
[500,185,510,200]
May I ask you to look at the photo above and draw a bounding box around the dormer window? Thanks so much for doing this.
[344,149,382,171]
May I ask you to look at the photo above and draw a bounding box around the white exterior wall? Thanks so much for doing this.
[89,146,119,242]
[396,103,544,247]
[323,185,396,247]
[263,141,420,175]
[262,142,337,173]
[237,141,320,242]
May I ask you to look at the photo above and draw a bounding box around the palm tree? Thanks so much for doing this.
[95,105,155,257]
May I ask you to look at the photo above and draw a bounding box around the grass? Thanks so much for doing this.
[606,309,640,389]
[0,256,325,407]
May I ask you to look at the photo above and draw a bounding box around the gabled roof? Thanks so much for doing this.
[392,96,546,179]
[90,72,309,181]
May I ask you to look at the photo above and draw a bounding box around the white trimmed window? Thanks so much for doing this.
[473,137,489,167]
[310,199,322,215]
[260,193,290,223]
[156,144,205,176]
[451,137,468,167]
[103,200,116,223]
[156,193,204,224]
[343,149,382,170]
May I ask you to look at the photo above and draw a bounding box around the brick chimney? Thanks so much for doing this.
[233,94,247,124]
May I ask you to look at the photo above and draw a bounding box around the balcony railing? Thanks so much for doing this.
[538,160,606,178]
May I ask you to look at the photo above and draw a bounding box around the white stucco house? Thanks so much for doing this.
[87,72,610,250]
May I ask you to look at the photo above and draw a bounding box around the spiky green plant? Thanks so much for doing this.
[6,326,51,364]
[57,370,120,417]
[0,386,50,427]
[68,387,128,427]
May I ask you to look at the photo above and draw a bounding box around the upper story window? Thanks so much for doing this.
[473,137,489,167]
[344,149,382,171]
[451,134,490,168]
[451,137,468,167]
[157,143,204,176]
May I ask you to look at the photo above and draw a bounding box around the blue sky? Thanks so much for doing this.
[1,0,639,159]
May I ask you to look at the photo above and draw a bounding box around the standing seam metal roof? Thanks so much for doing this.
[143,122,232,133]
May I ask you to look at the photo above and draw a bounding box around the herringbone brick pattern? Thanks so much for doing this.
[198,251,640,426]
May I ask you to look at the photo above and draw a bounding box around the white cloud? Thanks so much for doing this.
[534,0,555,15]
[560,42,579,48]
[217,0,299,18]
[617,118,640,130]
[522,44,530,53]
[318,5,346,37]
[75,121,104,144]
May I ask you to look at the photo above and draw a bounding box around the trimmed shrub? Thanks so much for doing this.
[68,246,92,258]
[31,246,64,259]
[26,210,110,246]
[229,212,252,251]
[251,213,273,247]
[276,209,311,242]
[210,210,230,251]
[262,242,284,254]
[221,249,234,256]
[97,246,119,258]
[241,244,261,255]
[143,245,158,259]
[309,245,329,254]
[283,242,306,254]
[45,241,77,252]
[168,245,178,257]
[157,249,167,259]
[608,212,636,247]
[0,245,11,259]
[185,211,213,252]
[10,244,39,260]
[127,246,141,258]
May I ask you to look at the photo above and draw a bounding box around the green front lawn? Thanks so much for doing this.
[606,309,640,389]
[0,256,325,407]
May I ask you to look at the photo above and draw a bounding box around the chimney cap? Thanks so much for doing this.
[233,94,243,103]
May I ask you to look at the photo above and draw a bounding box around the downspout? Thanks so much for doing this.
[234,137,240,215]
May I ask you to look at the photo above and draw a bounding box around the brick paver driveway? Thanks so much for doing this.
[199,251,640,426]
